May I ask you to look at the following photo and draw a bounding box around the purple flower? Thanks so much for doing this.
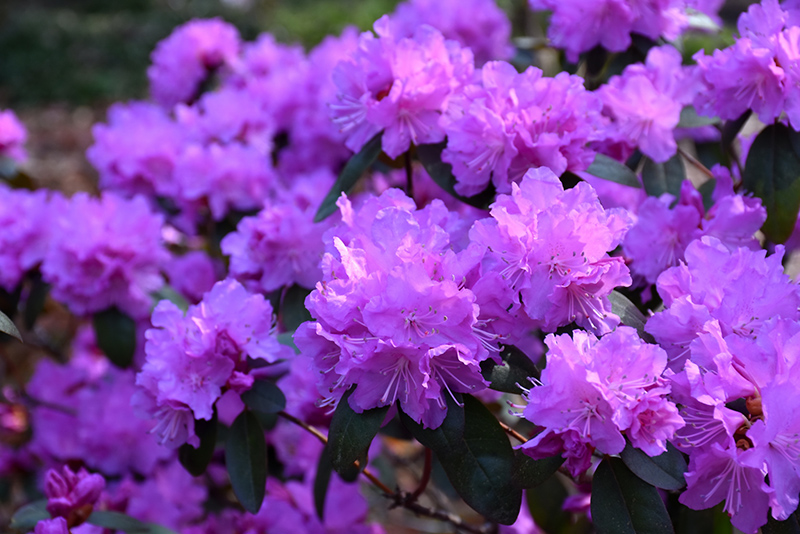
[470,167,632,334]
[388,0,513,64]
[597,45,698,162]
[148,18,240,108]
[221,174,335,292]
[0,186,55,291]
[0,109,27,163]
[442,61,605,196]
[41,192,168,319]
[518,327,681,476]
[679,444,771,534]
[44,465,105,520]
[163,250,221,304]
[136,279,289,447]
[87,102,186,198]
[296,189,491,428]
[330,16,474,158]
[34,518,69,534]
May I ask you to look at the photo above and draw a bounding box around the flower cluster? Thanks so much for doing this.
[530,0,724,62]
[623,172,766,284]
[136,279,289,447]
[442,61,605,196]
[694,0,800,129]
[330,16,474,158]
[0,186,54,291]
[646,237,800,532]
[519,327,683,476]
[470,168,632,335]
[296,189,492,428]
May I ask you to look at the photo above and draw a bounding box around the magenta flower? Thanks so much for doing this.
[44,465,105,520]
[136,279,289,447]
[470,167,632,334]
[41,192,168,319]
[148,18,241,108]
[519,327,681,476]
[296,189,492,428]
[388,0,513,64]
[442,61,605,196]
[330,16,474,158]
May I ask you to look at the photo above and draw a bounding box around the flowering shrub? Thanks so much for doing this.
[4,0,800,533]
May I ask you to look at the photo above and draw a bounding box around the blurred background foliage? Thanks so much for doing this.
[0,0,753,107]
[0,0,403,106]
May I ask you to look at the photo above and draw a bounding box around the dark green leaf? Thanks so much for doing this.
[226,410,267,514]
[592,456,674,534]
[23,276,49,330]
[742,123,800,243]
[328,387,388,476]
[241,380,286,415]
[10,500,48,530]
[511,450,563,489]
[314,445,333,520]
[399,392,465,450]
[677,106,719,129]
[585,153,641,188]
[281,284,312,331]
[402,395,521,525]
[0,308,21,342]
[315,133,383,222]
[276,332,299,354]
[87,510,150,532]
[92,307,136,368]
[416,142,496,208]
[721,110,752,154]
[609,290,655,343]
[179,410,218,477]
[642,154,685,198]
[142,525,181,534]
[667,498,732,534]
[620,442,686,491]
[762,512,800,534]
[481,344,540,394]
[526,475,571,534]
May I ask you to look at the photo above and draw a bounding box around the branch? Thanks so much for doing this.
[276,410,490,533]
[677,146,714,179]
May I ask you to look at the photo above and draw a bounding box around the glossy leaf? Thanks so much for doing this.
[328,387,389,476]
[10,500,48,530]
[742,123,800,243]
[314,445,333,520]
[0,308,21,342]
[642,154,685,198]
[677,106,719,128]
[592,456,674,534]
[92,307,136,368]
[315,133,383,222]
[511,450,564,489]
[480,344,540,394]
[225,410,267,514]
[608,290,655,343]
[585,153,641,188]
[241,380,286,415]
[280,284,312,332]
[87,510,151,532]
[721,110,751,154]
[416,142,496,208]
[399,393,465,450]
[179,410,218,477]
[620,442,687,491]
[402,395,521,525]
[526,475,571,534]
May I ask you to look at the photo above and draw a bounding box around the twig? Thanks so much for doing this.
[276,410,489,533]
[498,421,528,443]
[409,447,432,501]
[677,146,715,179]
